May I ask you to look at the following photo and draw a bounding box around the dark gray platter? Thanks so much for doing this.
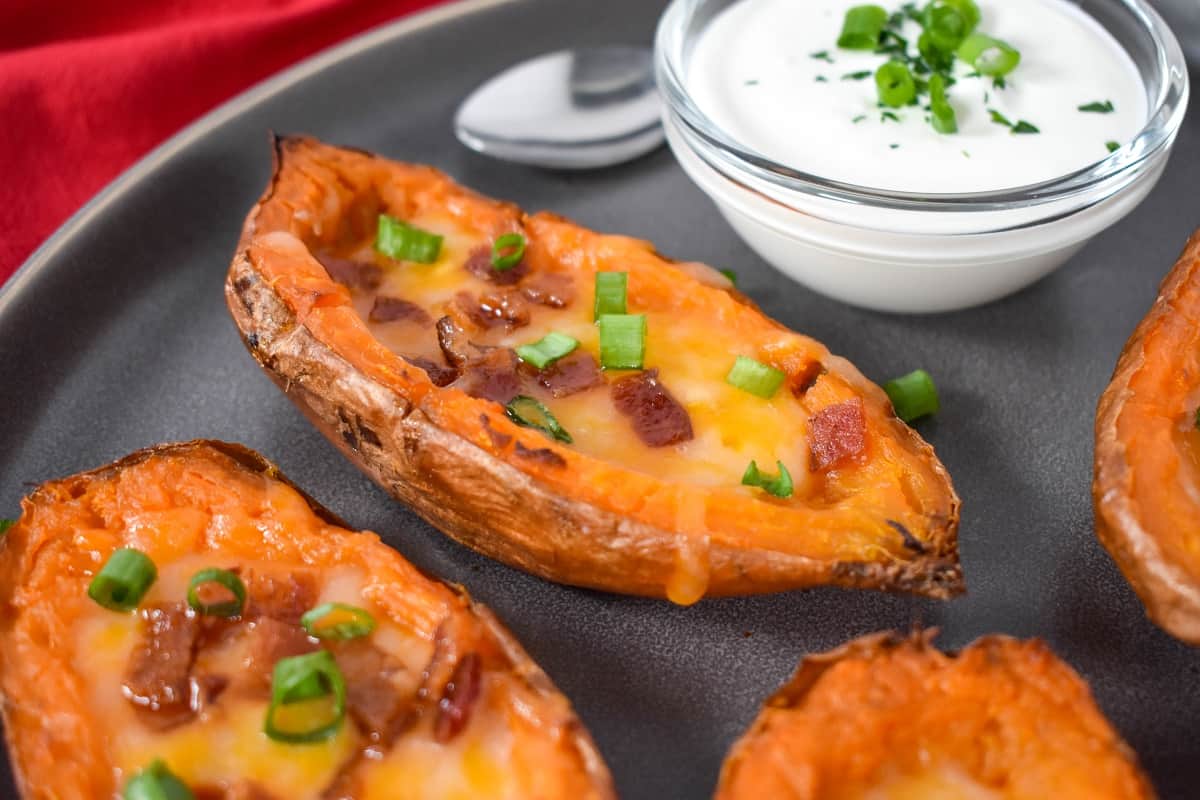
[2,0,1199,796]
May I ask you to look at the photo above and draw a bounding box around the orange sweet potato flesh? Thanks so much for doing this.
[0,441,614,800]
[716,631,1155,800]
[225,135,961,603]
[1095,230,1200,643]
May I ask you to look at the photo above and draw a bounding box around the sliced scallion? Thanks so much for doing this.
[922,4,968,54]
[516,331,579,369]
[594,272,628,319]
[598,313,646,370]
[838,5,889,50]
[264,650,347,744]
[883,369,940,423]
[741,460,794,499]
[123,759,194,800]
[88,548,157,612]
[505,396,573,443]
[957,33,1020,77]
[490,232,526,271]
[929,73,958,134]
[875,61,916,108]
[375,214,442,263]
[186,567,246,618]
[301,602,377,640]
[726,356,786,399]
[933,0,980,34]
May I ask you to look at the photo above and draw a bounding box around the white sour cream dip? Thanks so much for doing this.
[687,0,1147,193]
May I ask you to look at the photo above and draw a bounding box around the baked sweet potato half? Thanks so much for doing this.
[1095,230,1200,643]
[716,631,1154,799]
[0,441,613,800]
[226,135,961,603]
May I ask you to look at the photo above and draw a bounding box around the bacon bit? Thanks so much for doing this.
[242,571,319,625]
[437,316,471,369]
[123,604,199,729]
[514,441,567,468]
[316,254,383,291]
[529,351,603,398]
[455,347,523,405]
[244,617,319,693]
[332,639,416,741]
[611,369,694,448]
[403,355,458,387]
[368,296,432,325]
[809,398,867,471]
[790,361,825,397]
[434,653,482,743]
[454,289,531,331]
[464,245,527,285]
[521,272,575,308]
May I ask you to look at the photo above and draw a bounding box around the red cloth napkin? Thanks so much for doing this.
[0,0,448,284]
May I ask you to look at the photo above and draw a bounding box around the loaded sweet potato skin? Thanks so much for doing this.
[0,441,614,800]
[716,631,1154,800]
[1095,230,1200,643]
[226,135,961,603]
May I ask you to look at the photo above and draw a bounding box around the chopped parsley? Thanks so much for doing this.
[744,79,760,86]
[1079,100,1115,113]
[1106,140,1120,152]
[1011,120,1040,134]
[810,50,835,63]
[852,114,868,124]
[881,110,902,123]
[842,70,874,81]
[815,75,829,82]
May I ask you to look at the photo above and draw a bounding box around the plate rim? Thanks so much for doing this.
[0,0,516,316]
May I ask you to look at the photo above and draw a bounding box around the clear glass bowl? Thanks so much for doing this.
[654,0,1190,312]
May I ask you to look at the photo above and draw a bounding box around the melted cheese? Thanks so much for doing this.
[348,208,819,491]
[858,765,1003,800]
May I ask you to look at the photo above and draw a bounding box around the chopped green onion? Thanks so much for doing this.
[741,460,794,499]
[123,759,194,800]
[0,519,14,535]
[988,108,1013,128]
[505,396,573,443]
[264,650,347,744]
[88,548,157,612]
[186,568,246,618]
[1106,140,1120,153]
[719,268,738,286]
[1078,100,1115,113]
[490,233,526,271]
[516,331,579,369]
[301,602,377,640]
[884,369,940,423]
[957,33,1020,77]
[726,356,786,399]
[838,5,889,50]
[917,31,955,73]
[1011,120,1040,134]
[921,5,968,54]
[598,313,647,370]
[593,272,628,320]
[929,73,958,134]
[876,61,916,108]
[375,214,442,263]
[932,0,980,34]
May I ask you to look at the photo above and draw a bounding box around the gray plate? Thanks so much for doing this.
[2,0,1198,796]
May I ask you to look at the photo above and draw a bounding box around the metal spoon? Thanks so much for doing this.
[454,45,663,170]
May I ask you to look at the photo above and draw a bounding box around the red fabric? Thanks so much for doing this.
[0,0,449,283]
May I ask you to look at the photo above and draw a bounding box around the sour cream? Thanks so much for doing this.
[687,0,1146,193]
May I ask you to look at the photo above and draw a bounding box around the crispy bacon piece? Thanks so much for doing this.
[403,355,458,387]
[611,369,694,448]
[521,272,575,308]
[123,604,199,730]
[464,245,528,285]
[316,254,382,291]
[809,398,867,471]
[453,289,531,331]
[242,571,318,625]
[530,351,603,398]
[437,317,524,404]
[434,653,482,743]
[368,296,431,325]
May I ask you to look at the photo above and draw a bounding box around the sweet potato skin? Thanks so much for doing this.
[1095,230,1200,643]
[226,135,962,602]
[716,631,1155,800]
[0,441,614,800]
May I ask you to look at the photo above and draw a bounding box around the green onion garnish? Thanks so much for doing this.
[123,759,194,800]
[593,272,628,320]
[490,232,526,271]
[838,5,889,50]
[88,548,157,612]
[598,313,647,370]
[988,109,1013,127]
[301,602,377,640]
[922,4,968,54]
[934,0,980,34]
[929,73,958,134]
[876,61,916,108]
[741,460,794,499]
[883,369,940,423]
[719,268,738,285]
[505,396,573,443]
[1079,100,1115,113]
[516,331,579,369]
[375,214,442,263]
[726,356,786,399]
[1106,140,1120,153]
[0,519,14,535]
[186,567,246,618]
[264,650,347,744]
[957,33,1020,77]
